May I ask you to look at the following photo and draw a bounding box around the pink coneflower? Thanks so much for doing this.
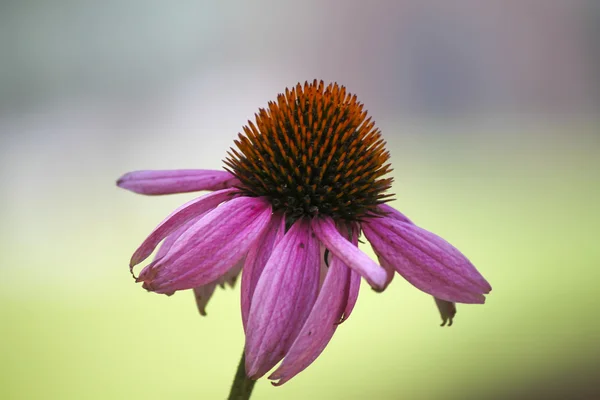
[117,80,491,386]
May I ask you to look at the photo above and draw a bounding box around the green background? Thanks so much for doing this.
[1,123,598,399]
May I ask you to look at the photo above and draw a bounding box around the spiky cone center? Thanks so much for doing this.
[224,80,394,224]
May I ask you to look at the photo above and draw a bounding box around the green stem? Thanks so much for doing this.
[228,350,256,400]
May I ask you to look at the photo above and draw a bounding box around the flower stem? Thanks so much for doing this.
[228,350,256,400]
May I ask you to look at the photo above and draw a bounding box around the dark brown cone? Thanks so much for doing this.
[224,80,393,223]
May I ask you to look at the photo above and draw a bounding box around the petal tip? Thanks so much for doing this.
[129,257,139,269]
[484,282,493,293]
[369,269,389,292]
[246,369,261,381]
[267,372,287,386]
[116,172,136,189]
[371,276,389,293]
[244,357,260,381]
[116,173,127,187]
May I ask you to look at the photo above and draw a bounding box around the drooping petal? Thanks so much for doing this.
[315,225,360,323]
[377,203,413,224]
[402,219,490,293]
[434,297,456,327]
[269,251,353,385]
[130,188,237,268]
[137,196,272,294]
[117,169,240,195]
[376,251,396,289]
[312,217,387,291]
[193,258,245,316]
[341,271,361,323]
[363,217,491,303]
[373,204,409,287]
[364,227,482,303]
[153,214,206,261]
[129,185,240,300]
[241,214,284,331]
[245,219,321,379]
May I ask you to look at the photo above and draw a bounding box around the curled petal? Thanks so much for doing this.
[434,297,456,327]
[130,188,237,269]
[269,251,353,385]
[241,214,284,331]
[312,217,387,291]
[245,219,321,379]
[137,196,272,294]
[363,217,491,303]
[117,169,240,195]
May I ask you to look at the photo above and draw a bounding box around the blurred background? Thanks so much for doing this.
[1,1,598,399]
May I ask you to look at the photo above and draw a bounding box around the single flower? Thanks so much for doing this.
[117,80,491,385]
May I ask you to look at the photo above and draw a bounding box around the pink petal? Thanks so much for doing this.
[269,251,353,385]
[408,226,491,292]
[363,217,491,303]
[365,228,478,302]
[193,258,244,316]
[376,250,396,289]
[130,188,237,268]
[316,224,360,323]
[372,204,412,287]
[241,214,284,331]
[341,270,361,322]
[377,203,413,224]
[311,217,387,291]
[153,214,206,261]
[245,219,321,379]
[117,169,240,195]
[137,196,272,294]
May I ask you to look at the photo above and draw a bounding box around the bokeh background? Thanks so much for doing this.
[1,1,599,399]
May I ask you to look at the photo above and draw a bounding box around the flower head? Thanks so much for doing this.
[117,80,491,385]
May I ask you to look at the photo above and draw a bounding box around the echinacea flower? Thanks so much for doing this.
[117,80,491,386]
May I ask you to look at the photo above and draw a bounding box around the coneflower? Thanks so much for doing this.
[117,80,491,389]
